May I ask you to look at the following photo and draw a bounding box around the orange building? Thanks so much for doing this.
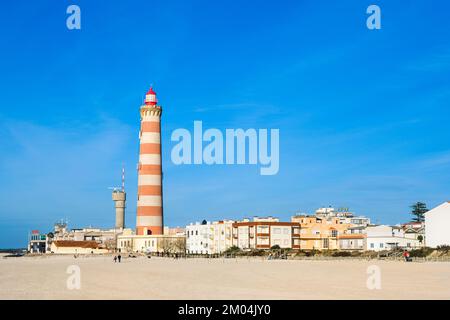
[291,215,352,250]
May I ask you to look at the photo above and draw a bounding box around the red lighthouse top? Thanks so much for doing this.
[145,87,157,106]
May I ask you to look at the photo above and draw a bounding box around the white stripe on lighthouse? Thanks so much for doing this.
[138,175,162,186]
[139,154,161,165]
[137,216,163,226]
[140,132,161,144]
[138,195,162,207]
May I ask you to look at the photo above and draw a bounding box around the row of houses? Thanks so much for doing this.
[185,207,426,254]
[29,202,449,255]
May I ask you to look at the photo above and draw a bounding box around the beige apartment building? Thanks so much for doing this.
[232,217,301,250]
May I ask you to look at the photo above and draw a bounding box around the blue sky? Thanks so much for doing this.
[0,1,449,248]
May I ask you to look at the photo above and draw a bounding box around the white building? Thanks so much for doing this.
[28,231,50,253]
[402,221,425,247]
[185,220,234,254]
[315,207,370,226]
[366,225,421,251]
[186,221,212,254]
[425,201,450,248]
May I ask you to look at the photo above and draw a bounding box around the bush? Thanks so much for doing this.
[436,245,450,253]
[305,249,319,257]
[320,250,334,256]
[224,246,241,255]
[247,249,266,256]
[409,247,434,257]
[294,250,309,257]
[332,251,352,257]
[350,251,363,257]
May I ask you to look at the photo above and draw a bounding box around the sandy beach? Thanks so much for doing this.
[0,255,449,300]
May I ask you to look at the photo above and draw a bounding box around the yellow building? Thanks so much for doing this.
[291,216,351,250]
[117,228,185,254]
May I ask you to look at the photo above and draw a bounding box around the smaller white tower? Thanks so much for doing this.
[112,167,126,229]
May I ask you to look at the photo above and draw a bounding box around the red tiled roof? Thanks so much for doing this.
[53,240,99,249]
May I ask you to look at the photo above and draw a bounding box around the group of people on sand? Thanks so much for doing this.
[113,254,122,263]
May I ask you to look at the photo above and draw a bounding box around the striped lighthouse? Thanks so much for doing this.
[136,87,163,235]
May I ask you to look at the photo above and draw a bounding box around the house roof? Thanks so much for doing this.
[338,234,366,239]
[348,226,366,230]
[53,240,99,249]
[425,201,450,216]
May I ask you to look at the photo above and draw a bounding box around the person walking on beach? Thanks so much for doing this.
[403,250,411,262]
[118,254,122,263]
[113,256,117,263]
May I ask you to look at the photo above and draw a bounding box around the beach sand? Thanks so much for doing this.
[0,255,449,299]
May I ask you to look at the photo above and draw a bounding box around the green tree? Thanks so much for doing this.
[417,235,424,244]
[410,202,428,222]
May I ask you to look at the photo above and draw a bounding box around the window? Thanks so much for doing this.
[257,225,269,233]
[283,228,289,234]
[273,228,281,234]
[196,231,198,235]
[370,243,374,248]
[331,230,338,237]
[323,238,329,248]
[380,243,384,248]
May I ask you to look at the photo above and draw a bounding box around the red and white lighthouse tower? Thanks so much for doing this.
[136,87,163,235]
